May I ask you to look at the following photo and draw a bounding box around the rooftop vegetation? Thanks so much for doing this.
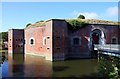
[25,21,46,29]
[26,23,32,28]
[77,14,85,19]
[25,15,118,29]
[66,19,87,30]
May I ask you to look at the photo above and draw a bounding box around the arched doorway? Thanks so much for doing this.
[92,29,101,51]
[89,29,106,58]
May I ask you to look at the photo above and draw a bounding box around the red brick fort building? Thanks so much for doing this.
[8,19,119,61]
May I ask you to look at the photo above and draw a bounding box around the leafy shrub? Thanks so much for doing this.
[66,19,86,30]
[26,23,31,27]
[98,55,119,79]
[77,15,85,19]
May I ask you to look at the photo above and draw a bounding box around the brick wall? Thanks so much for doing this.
[8,19,119,61]
[52,19,68,60]
[68,25,91,58]
[8,29,13,53]
[25,20,53,61]
[8,29,24,53]
[67,24,119,58]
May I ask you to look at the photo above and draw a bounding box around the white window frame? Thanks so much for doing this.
[47,36,50,39]
[43,37,46,46]
[29,37,35,46]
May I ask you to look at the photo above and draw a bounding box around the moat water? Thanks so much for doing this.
[1,52,98,78]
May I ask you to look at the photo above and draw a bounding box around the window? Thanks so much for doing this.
[47,37,50,39]
[56,47,60,50]
[44,39,46,45]
[43,37,46,45]
[24,39,26,44]
[73,38,79,45]
[47,48,50,50]
[30,39,34,45]
[72,37,81,46]
[111,37,117,44]
[29,37,35,46]
[56,36,60,39]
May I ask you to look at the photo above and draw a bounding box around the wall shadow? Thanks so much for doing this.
[12,53,25,77]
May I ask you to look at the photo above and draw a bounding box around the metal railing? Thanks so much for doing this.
[94,44,120,51]
[94,44,120,58]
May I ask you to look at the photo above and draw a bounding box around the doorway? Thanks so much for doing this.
[90,29,105,58]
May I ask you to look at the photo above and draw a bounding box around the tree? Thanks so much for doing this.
[77,15,85,19]
[0,32,8,41]
[26,23,31,27]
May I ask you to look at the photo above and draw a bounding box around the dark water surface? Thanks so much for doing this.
[2,53,98,78]
[53,59,98,77]
[2,53,52,77]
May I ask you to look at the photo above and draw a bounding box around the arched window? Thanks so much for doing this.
[111,37,117,44]
[43,37,46,46]
[72,37,81,46]
[73,38,79,45]
[30,39,34,45]
[29,37,35,46]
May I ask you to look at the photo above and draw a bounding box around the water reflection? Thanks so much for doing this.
[2,52,52,78]
[2,52,98,78]
[24,54,52,77]
[11,53,24,77]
